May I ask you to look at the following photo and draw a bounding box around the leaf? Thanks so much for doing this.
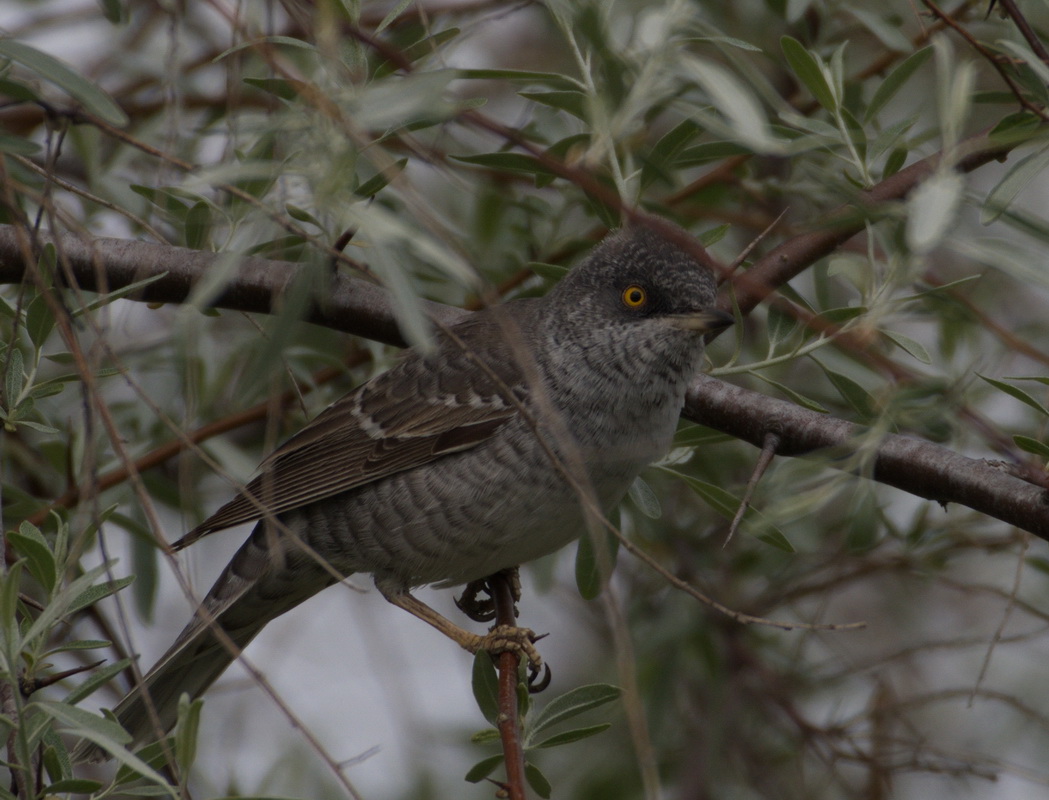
[780,36,836,111]
[527,261,568,280]
[354,158,408,198]
[67,576,135,616]
[1013,435,1049,459]
[525,762,552,798]
[531,723,612,749]
[520,90,589,121]
[7,522,56,595]
[62,659,130,706]
[451,152,554,176]
[43,779,103,794]
[866,47,933,121]
[471,651,500,727]
[685,57,782,154]
[455,68,577,89]
[174,695,203,771]
[0,39,128,126]
[528,684,621,739]
[749,373,829,413]
[5,346,23,408]
[906,169,963,254]
[982,142,1049,224]
[881,330,932,364]
[977,374,1049,417]
[464,754,504,783]
[574,525,619,600]
[627,476,661,519]
[816,362,875,418]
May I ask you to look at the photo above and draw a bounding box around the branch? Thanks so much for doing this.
[490,572,528,800]
[683,375,1049,539]
[0,227,465,346]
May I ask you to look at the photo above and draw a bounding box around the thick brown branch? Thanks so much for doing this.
[0,227,465,346]
[683,375,1049,539]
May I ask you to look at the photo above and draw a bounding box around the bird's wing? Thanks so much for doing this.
[173,307,532,549]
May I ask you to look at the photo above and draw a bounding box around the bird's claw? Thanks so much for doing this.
[455,579,497,622]
[528,661,552,693]
[474,624,545,674]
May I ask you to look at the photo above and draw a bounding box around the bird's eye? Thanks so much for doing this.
[621,285,647,309]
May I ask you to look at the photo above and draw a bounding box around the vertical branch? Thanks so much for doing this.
[489,571,528,800]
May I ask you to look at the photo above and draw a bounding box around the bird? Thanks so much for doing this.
[77,221,729,761]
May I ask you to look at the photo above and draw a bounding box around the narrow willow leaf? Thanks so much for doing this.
[525,763,552,798]
[750,373,829,413]
[881,330,932,364]
[906,169,963,254]
[685,57,781,154]
[1013,435,1049,458]
[528,684,621,739]
[866,47,933,121]
[627,476,661,519]
[982,142,1049,224]
[781,36,836,111]
[464,754,504,783]
[471,651,500,726]
[977,374,1049,417]
[531,723,611,749]
[520,90,589,121]
[0,39,128,126]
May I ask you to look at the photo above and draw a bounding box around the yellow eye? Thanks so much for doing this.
[622,285,647,308]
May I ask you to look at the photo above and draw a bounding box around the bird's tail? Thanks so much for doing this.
[74,522,336,763]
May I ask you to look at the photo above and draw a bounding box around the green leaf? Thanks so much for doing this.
[0,39,128,126]
[1013,435,1049,459]
[757,529,797,553]
[780,36,836,111]
[471,651,500,726]
[531,723,611,748]
[451,152,554,176]
[0,133,40,156]
[183,201,211,250]
[866,46,933,121]
[355,158,408,198]
[7,522,56,595]
[977,374,1049,417]
[5,346,24,408]
[525,762,552,798]
[67,576,135,616]
[627,476,661,519]
[685,57,782,154]
[906,169,963,254]
[749,373,829,413]
[528,684,620,738]
[242,77,300,101]
[881,330,932,364]
[455,68,577,89]
[982,142,1049,224]
[174,695,203,771]
[44,779,103,794]
[464,754,504,783]
[574,524,619,600]
[815,362,875,417]
[62,659,130,706]
[520,90,588,121]
[375,0,414,32]
[528,261,569,280]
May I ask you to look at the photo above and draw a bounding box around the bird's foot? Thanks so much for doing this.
[471,624,551,691]
[454,568,521,622]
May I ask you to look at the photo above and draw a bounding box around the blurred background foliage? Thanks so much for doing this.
[2,0,1049,798]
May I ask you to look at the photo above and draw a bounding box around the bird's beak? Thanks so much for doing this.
[667,308,734,332]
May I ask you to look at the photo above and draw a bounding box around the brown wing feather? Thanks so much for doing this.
[173,305,534,550]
